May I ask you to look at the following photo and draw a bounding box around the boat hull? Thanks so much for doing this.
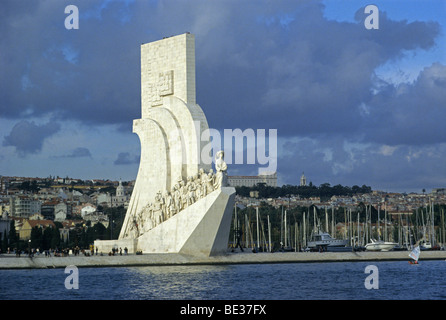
[307,239,348,248]
[365,242,397,251]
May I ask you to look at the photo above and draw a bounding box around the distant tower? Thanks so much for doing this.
[116,180,125,197]
[300,172,307,186]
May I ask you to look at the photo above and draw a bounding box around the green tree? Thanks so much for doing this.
[2,231,8,252]
[51,227,60,249]
[30,226,43,249]
[92,222,107,241]
[42,226,60,250]
[104,206,126,239]
[8,220,19,249]
[18,180,40,193]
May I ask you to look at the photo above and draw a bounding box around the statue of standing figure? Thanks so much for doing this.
[152,192,163,226]
[187,176,196,206]
[214,150,228,189]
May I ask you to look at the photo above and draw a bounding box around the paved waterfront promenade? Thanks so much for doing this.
[1,250,446,269]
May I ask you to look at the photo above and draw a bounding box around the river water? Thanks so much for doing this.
[1,260,445,301]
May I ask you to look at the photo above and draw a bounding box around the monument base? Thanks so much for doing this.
[94,187,236,257]
[93,238,137,255]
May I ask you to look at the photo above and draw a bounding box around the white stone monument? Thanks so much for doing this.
[95,33,236,256]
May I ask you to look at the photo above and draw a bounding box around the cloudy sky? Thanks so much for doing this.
[1,0,446,193]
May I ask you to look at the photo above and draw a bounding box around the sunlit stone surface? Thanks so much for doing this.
[95,33,235,256]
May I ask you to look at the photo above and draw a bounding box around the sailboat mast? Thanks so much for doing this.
[442,209,445,249]
[325,207,328,233]
[256,207,260,251]
[233,203,237,247]
[245,214,249,249]
[357,211,360,247]
[281,206,284,246]
[378,205,380,241]
[295,222,298,252]
[431,200,435,247]
[303,211,307,248]
[268,215,271,253]
[344,208,347,241]
[284,210,287,248]
[364,205,369,243]
[313,206,317,233]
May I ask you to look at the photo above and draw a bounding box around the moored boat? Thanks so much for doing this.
[365,239,397,251]
[307,231,348,249]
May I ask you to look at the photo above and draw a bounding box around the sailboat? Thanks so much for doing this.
[409,245,420,265]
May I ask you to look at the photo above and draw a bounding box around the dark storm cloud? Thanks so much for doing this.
[1,0,442,147]
[1,0,445,190]
[2,120,61,156]
[196,3,442,143]
[364,63,446,146]
[114,152,139,165]
[0,0,141,124]
[55,147,92,158]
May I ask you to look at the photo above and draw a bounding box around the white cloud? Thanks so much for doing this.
[378,145,398,156]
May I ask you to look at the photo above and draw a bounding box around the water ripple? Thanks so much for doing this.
[1,260,445,300]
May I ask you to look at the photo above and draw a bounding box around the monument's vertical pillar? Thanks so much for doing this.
[119,34,212,240]
[140,33,196,115]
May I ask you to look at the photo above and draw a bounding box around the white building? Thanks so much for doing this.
[81,204,97,218]
[10,196,41,218]
[96,180,129,208]
[228,172,277,187]
[54,202,71,222]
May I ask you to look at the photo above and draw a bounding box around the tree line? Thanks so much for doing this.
[235,182,372,200]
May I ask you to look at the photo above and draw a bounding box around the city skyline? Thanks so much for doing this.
[1,0,446,194]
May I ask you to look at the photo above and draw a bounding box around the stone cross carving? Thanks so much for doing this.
[149,70,174,106]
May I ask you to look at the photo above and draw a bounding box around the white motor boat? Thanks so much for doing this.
[419,240,432,250]
[365,239,397,251]
[307,231,348,249]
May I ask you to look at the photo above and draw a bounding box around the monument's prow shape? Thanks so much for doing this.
[95,33,235,257]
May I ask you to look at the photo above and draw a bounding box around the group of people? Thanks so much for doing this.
[9,246,92,258]
[124,151,229,239]
[109,247,128,256]
[127,169,216,238]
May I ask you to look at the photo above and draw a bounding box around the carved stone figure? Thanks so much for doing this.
[181,180,188,209]
[214,151,228,189]
[206,169,215,194]
[152,193,163,226]
[129,220,139,238]
[164,192,171,219]
[173,184,181,212]
[187,176,196,206]
[142,204,153,233]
